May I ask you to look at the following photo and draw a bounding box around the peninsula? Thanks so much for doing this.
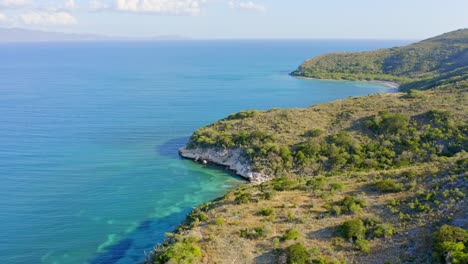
[150,29,467,264]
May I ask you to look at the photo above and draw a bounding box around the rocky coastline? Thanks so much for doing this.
[178,147,270,183]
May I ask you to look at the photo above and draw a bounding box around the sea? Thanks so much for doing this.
[0,39,408,264]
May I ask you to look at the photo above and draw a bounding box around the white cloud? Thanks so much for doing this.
[229,1,266,12]
[0,0,31,7]
[63,0,76,10]
[0,12,7,22]
[19,11,77,25]
[89,0,110,11]
[115,0,205,15]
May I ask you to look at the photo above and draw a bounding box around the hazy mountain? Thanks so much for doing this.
[0,27,188,42]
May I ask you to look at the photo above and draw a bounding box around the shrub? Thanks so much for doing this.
[226,110,258,120]
[262,190,276,200]
[373,223,395,238]
[355,239,371,254]
[188,210,209,223]
[406,89,427,99]
[340,219,366,241]
[235,192,253,204]
[155,237,202,264]
[273,237,280,250]
[283,229,300,241]
[307,176,327,191]
[260,207,275,216]
[240,227,266,240]
[214,218,225,226]
[433,225,468,263]
[272,177,297,191]
[331,196,367,215]
[330,182,346,192]
[374,179,403,193]
[331,237,346,248]
[287,243,309,264]
[304,129,323,138]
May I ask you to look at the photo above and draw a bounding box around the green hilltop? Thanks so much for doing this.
[148,30,468,264]
[291,29,468,91]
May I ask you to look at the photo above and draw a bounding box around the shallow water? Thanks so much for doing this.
[0,40,408,264]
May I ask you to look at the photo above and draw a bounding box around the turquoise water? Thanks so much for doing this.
[0,40,407,264]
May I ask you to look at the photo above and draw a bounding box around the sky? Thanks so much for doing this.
[0,0,467,39]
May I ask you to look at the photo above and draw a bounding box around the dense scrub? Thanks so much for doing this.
[187,88,467,178]
[291,29,468,91]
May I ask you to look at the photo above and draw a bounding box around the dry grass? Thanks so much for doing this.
[170,155,466,264]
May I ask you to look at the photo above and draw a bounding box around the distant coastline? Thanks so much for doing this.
[293,75,400,91]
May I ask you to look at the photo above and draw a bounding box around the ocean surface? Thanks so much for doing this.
[0,40,409,264]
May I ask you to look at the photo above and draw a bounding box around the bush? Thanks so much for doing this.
[331,237,346,248]
[374,179,403,193]
[155,237,202,264]
[340,219,366,241]
[406,89,427,99]
[262,190,276,200]
[287,243,309,264]
[283,229,300,241]
[373,223,395,238]
[330,182,346,192]
[214,218,225,226]
[240,227,266,240]
[341,196,367,213]
[188,210,209,223]
[433,225,468,263]
[259,207,275,216]
[272,176,300,191]
[304,129,323,138]
[330,196,366,216]
[226,110,258,120]
[273,237,280,250]
[355,239,371,254]
[235,192,253,204]
[306,176,327,191]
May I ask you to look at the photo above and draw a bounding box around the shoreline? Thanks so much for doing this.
[292,75,401,91]
[178,147,270,184]
[176,76,401,186]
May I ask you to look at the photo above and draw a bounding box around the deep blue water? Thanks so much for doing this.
[0,40,408,264]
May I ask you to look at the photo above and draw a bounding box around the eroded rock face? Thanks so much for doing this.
[178,147,270,183]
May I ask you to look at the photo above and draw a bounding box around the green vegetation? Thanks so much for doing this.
[259,207,275,216]
[283,229,300,241]
[154,236,201,264]
[340,219,366,241]
[433,225,468,263]
[291,29,468,91]
[240,226,267,239]
[372,223,395,238]
[187,95,466,178]
[150,30,467,264]
[373,179,403,193]
[286,243,309,264]
[150,156,466,263]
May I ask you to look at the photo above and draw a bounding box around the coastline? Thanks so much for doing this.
[176,77,401,185]
[292,75,400,91]
[178,147,270,183]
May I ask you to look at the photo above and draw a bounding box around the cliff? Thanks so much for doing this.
[179,147,270,183]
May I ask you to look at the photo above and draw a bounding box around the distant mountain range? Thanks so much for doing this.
[0,28,188,42]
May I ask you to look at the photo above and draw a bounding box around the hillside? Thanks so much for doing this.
[148,31,468,264]
[291,29,468,91]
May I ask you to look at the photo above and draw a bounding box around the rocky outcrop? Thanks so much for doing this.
[178,147,270,183]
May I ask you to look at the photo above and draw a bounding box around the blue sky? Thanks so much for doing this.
[0,0,467,39]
